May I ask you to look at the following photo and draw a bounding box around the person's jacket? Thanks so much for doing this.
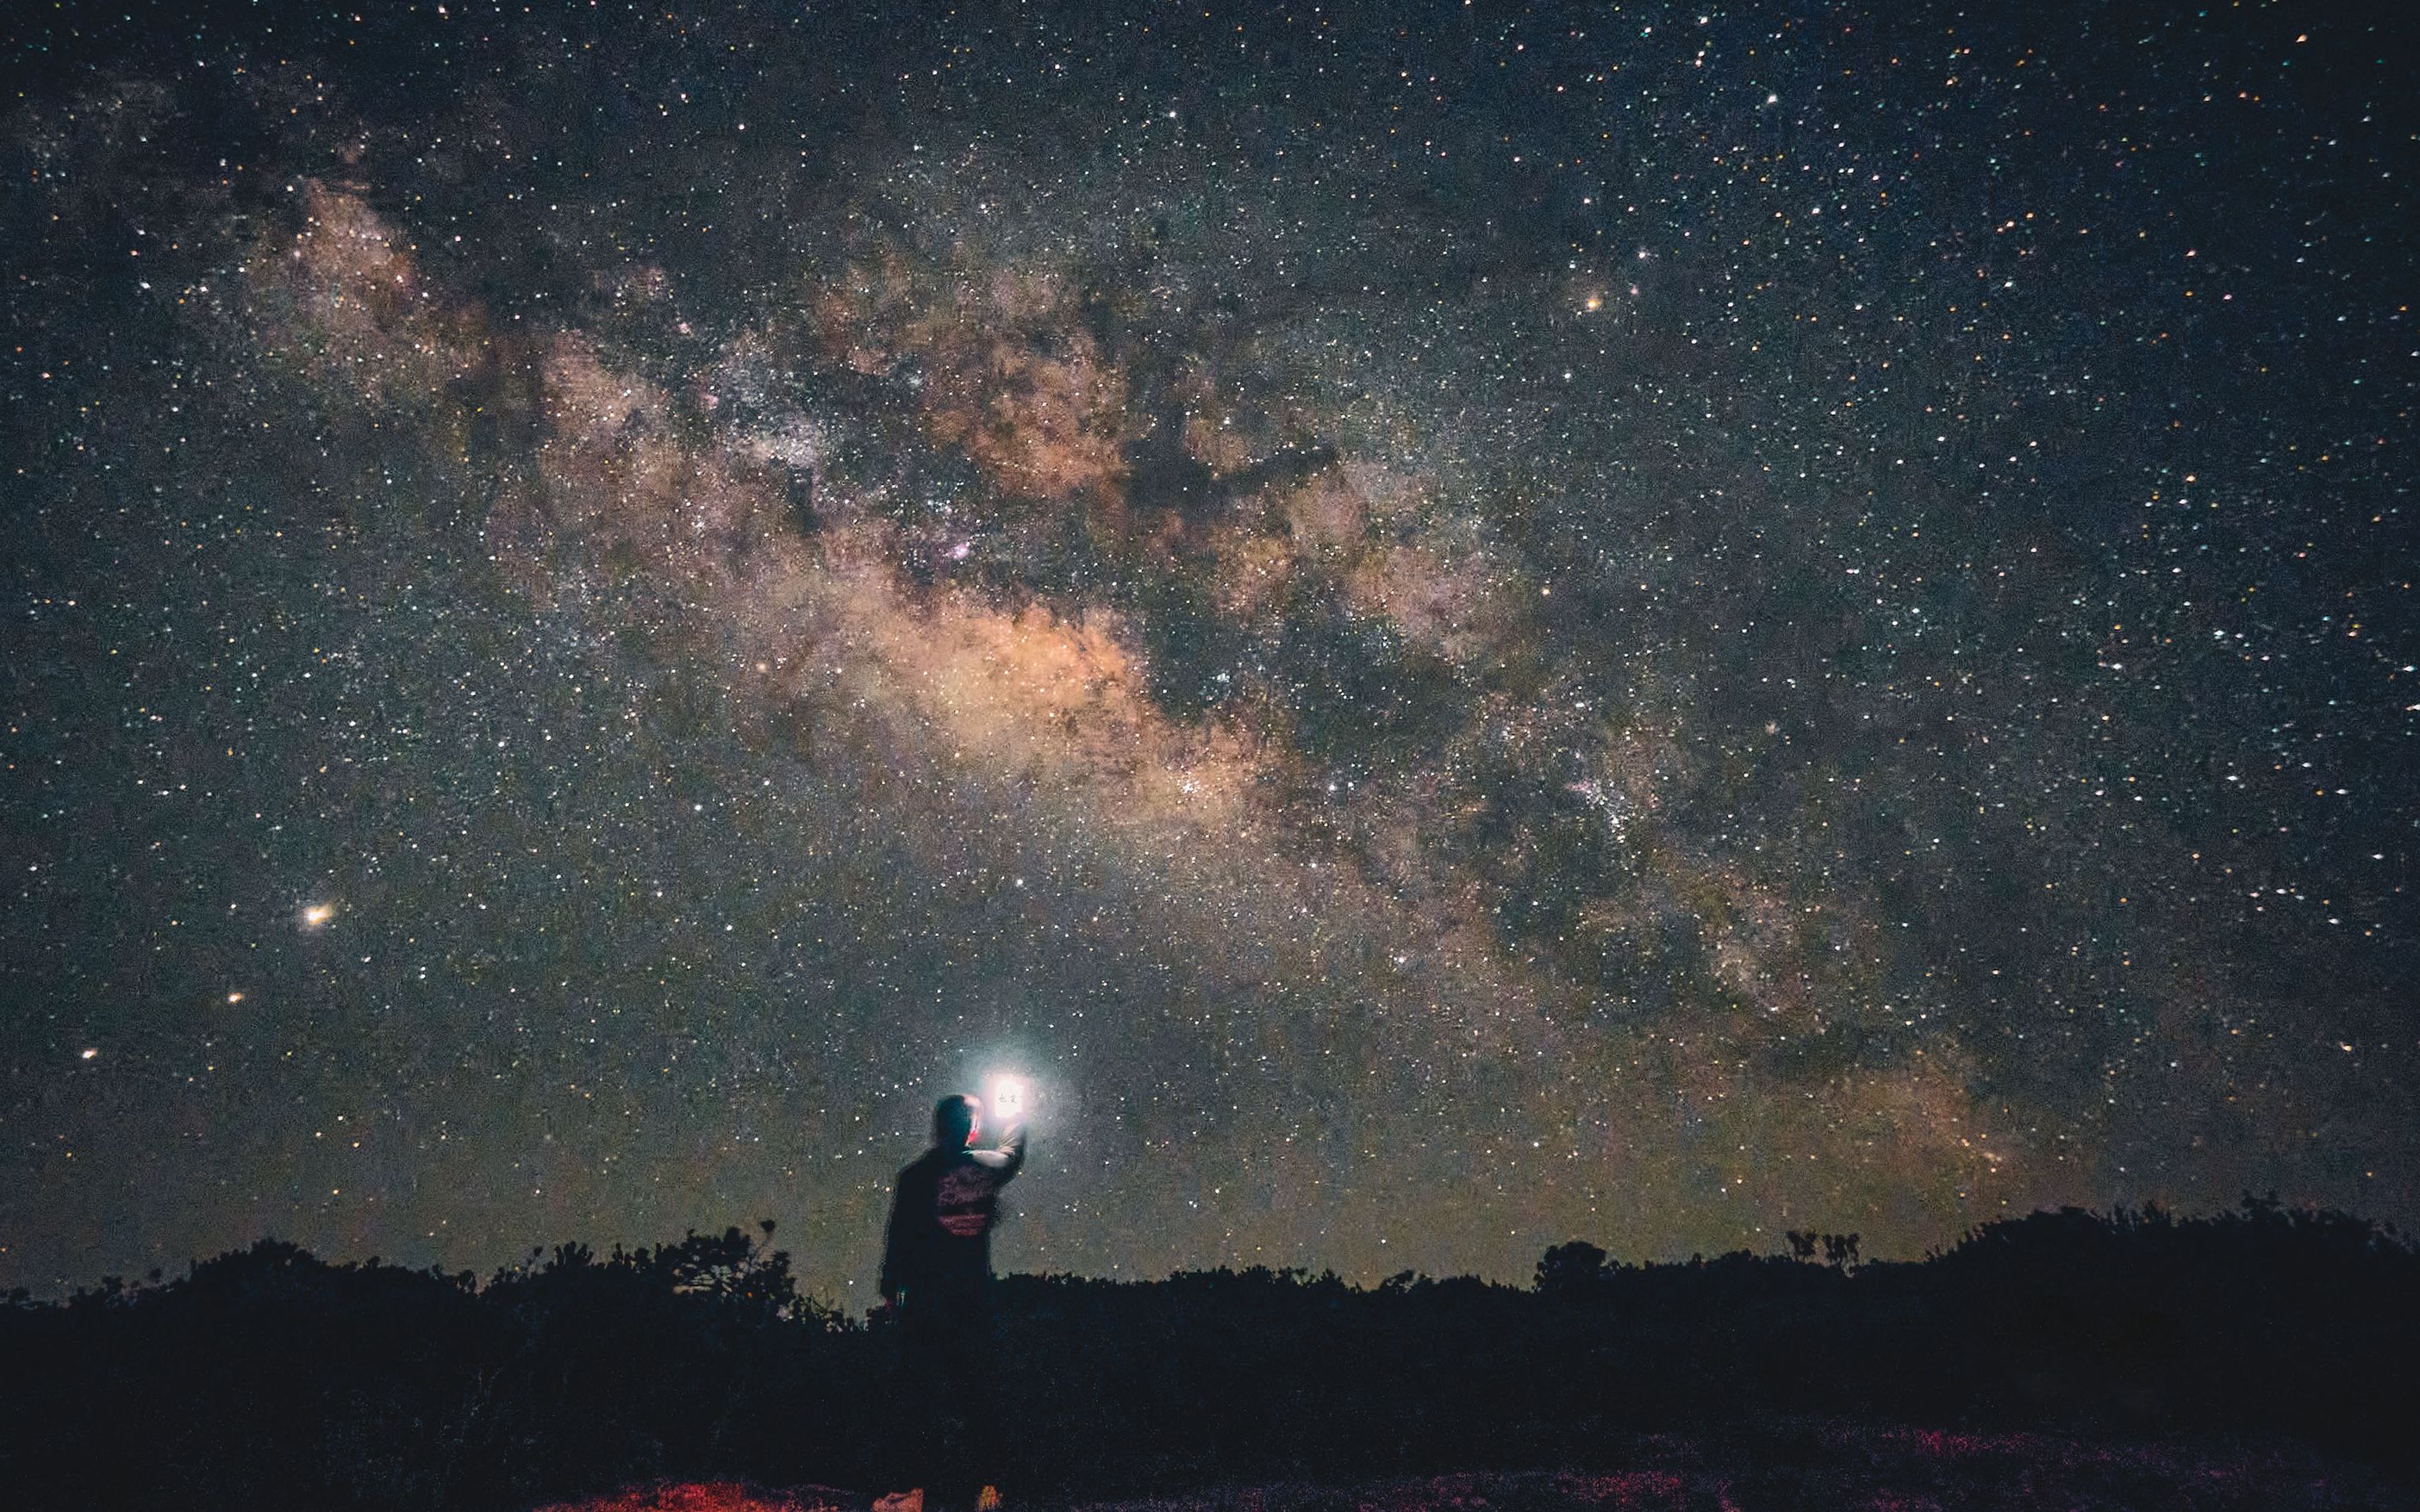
[881,1127,1027,1322]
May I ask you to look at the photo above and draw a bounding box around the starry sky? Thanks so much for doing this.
[3,0,2413,1299]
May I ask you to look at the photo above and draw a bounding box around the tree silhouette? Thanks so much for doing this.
[1532,1240,1610,1299]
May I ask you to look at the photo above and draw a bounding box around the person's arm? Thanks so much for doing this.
[972,1123,1028,1184]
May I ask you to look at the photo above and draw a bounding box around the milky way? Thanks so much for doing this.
[3,2,2412,1298]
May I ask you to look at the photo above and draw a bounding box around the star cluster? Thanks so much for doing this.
[2,1,2412,1296]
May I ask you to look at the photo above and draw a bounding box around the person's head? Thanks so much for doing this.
[932,1093,981,1148]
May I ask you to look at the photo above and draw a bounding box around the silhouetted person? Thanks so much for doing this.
[879,1093,1028,1512]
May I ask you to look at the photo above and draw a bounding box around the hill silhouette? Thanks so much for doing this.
[3,1198,2413,1511]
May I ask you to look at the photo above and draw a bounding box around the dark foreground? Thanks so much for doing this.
[536,1428,2417,1512]
[11,1203,2417,1509]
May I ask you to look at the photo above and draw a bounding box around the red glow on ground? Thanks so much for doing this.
[528,1445,2384,1512]
[534,1482,851,1512]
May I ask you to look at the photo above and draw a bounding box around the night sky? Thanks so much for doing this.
[3,1,2413,1301]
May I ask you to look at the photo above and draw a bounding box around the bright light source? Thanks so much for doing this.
[301,902,334,930]
[985,1072,1028,1129]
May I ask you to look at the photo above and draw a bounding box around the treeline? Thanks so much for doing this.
[3,1198,2412,1510]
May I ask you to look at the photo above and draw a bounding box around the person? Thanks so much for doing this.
[877,1092,1028,1512]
